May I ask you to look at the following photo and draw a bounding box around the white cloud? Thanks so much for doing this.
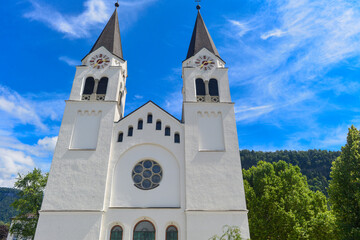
[59,56,79,66]
[164,91,183,118]
[134,95,144,100]
[24,0,157,38]
[0,148,35,187]
[0,86,47,130]
[222,0,360,128]
[229,20,253,37]
[37,136,58,152]
[261,29,286,40]
[0,85,63,187]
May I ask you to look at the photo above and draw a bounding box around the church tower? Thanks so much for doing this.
[34,3,250,240]
[182,5,250,239]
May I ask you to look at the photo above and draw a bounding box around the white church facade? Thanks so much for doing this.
[34,4,250,240]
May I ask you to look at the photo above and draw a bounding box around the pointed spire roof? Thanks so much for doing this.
[186,7,220,60]
[89,7,123,59]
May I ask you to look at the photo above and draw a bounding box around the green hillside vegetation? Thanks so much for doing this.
[0,187,19,223]
[240,149,340,195]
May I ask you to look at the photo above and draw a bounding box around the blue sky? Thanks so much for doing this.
[1,0,360,186]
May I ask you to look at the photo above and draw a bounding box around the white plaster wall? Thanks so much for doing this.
[70,110,101,149]
[197,111,225,151]
[103,102,185,209]
[102,209,184,240]
[41,101,117,210]
[183,102,247,211]
[186,211,250,240]
[111,144,180,207]
[34,212,102,240]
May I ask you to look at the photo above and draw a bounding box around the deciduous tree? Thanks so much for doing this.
[10,168,48,240]
[210,225,244,240]
[329,125,360,239]
[243,160,337,240]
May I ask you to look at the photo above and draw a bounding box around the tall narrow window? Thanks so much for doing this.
[133,221,155,240]
[165,126,170,136]
[128,126,133,137]
[166,226,178,240]
[156,120,162,130]
[209,79,219,96]
[195,78,206,96]
[97,77,108,94]
[137,119,143,130]
[110,225,123,240]
[83,77,95,94]
[174,133,180,143]
[147,113,153,123]
[118,132,123,142]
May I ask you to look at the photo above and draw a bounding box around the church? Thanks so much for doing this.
[34,3,250,240]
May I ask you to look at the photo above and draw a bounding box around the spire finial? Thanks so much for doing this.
[115,0,119,8]
[195,0,201,11]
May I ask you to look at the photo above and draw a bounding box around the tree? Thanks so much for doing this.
[0,223,9,240]
[210,225,244,240]
[329,125,360,239]
[243,160,337,240]
[10,168,48,240]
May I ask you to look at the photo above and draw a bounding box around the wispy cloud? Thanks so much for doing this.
[0,85,64,187]
[163,91,182,119]
[261,29,286,40]
[59,56,79,66]
[24,0,157,38]
[225,0,360,104]
[221,0,360,149]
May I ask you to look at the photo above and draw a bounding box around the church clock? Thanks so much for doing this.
[90,54,110,69]
[195,55,215,70]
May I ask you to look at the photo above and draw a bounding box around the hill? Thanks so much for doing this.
[0,187,19,223]
[240,149,341,195]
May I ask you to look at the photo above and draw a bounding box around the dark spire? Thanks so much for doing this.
[186,8,220,60]
[89,6,123,59]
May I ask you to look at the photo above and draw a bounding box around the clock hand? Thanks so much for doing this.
[200,61,208,68]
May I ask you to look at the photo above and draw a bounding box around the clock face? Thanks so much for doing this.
[195,55,215,70]
[90,54,110,69]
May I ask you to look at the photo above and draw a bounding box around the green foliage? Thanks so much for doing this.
[243,160,337,240]
[329,125,360,239]
[10,168,48,240]
[0,187,19,223]
[210,225,245,240]
[240,149,340,195]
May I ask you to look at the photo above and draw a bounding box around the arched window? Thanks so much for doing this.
[118,132,123,142]
[165,126,170,136]
[97,77,108,94]
[133,221,155,240]
[128,126,133,137]
[147,114,153,123]
[195,78,206,96]
[156,120,162,130]
[209,79,219,96]
[137,119,143,130]
[174,133,180,143]
[83,77,95,94]
[110,225,123,240]
[166,226,178,240]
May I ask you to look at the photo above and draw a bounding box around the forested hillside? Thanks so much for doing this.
[0,187,19,223]
[240,149,341,194]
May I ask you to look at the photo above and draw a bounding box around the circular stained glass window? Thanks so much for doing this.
[132,160,163,190]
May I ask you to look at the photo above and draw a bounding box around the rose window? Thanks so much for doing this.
[132,160,163,190]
